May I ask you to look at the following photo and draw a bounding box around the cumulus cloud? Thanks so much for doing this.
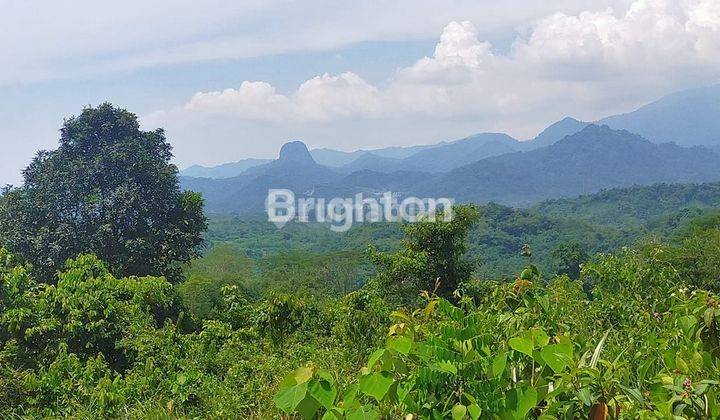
[179,73,381,123]
[151,0,720,132]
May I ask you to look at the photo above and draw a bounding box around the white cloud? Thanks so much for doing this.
[152,0,719,132]
[0,0,627,86]
[176,73,381,123]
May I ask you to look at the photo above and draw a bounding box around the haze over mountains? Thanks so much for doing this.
[179,84,720,214]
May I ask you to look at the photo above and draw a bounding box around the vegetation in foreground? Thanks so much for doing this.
[1,104,719,418]
[2,207,720,418]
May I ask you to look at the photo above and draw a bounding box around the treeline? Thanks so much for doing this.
[2,203,720,417]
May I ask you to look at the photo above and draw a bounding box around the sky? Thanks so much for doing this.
[1,0,719,185]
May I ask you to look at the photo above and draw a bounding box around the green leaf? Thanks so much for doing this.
[294,366,314,384]
[346,405,380,420]
[678,315,697,335]
[359,372,394,401]
[509,336,533,357]
[296,396,322,420]
[342,384,360,408]
[468,403,482,420]
[309,380,337,410]
[590,330,610,369]
[492,352,507,378]
[507,386,538,420]
[367,349,385,369]
[451,404,467,420]
[176,373,187,386]
[387,336,413,355]
[532,329,550,348]
[274,382,309,414]
[540,344,573,373]
[322,409,343,420]
[430,360,457,375]
[576,387,592,406]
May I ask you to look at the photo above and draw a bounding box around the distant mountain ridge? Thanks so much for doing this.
[181,84,720,180]
[598,84,720,147]
[522,117,588,150]
[422,125,720,206]
[181,158,271,178]
[181,124,720,214]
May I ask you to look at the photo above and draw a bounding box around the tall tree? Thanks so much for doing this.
[369,205,479,300]
[0,103,206,282]
[552,242,589,280]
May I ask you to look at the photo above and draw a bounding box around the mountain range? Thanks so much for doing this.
[179,84,720,214]
[182,84,719,179]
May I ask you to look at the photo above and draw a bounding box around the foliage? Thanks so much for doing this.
[551,242,589,279]
[369,205,480,300]
[0,103,207,282]
[178,244,254,319]
[277,249,720,419]
[200,183,720,282]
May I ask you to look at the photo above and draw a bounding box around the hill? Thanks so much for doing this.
[181,141,341,214]
[522,117,588,149]
[399,133,519,172]
[534,182,720,227]
[181,158,271,178]
[181,126,720,214]
[598,84,720,146]
[310,144,437,167]
[424,125,720,205]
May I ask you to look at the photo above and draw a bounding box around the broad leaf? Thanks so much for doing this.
[509,336,533,357]
[468,403,482,420]
[451,404,467,420]
[309,380,337,410]
[274,382,309,414]
[492,352,507,378]
[388,336,413,355]
[506,386,538,420]
[359,372,394,401]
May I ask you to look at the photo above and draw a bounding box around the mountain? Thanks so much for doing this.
[422,125,720,206]
[181,141,341,214]
[310,144,438,167]
[340,153,403,173]
[309,149,364,167]
[181,158,271,179]
[523,117,588,149]
[598,84,720,147]
[399,133,519,172]
[338,132,520,173]
[181,126,720,214]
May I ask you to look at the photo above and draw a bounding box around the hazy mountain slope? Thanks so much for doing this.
[309,149,365,167]
[422,125,720,206]
[598,84,720,146]
[399,133,519,172]
[522,117,588,150]
[340,153,403,173]
[182,126,720,214]
[181,158,272,179]
[182,141,341,214]
[310,144,437,167]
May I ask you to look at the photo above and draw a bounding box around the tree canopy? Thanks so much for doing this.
[0,103,206,282]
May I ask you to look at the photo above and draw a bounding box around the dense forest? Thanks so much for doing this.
[1,105,720,418]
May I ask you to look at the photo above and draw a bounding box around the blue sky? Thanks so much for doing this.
[1,0,719,185]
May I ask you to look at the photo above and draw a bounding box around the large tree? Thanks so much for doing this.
[369,205,480,300]
[0,103,206,282]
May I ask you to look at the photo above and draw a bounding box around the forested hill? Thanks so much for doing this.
[201,180,720,280]
[425,125,720,205]
[535,182,720,227]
